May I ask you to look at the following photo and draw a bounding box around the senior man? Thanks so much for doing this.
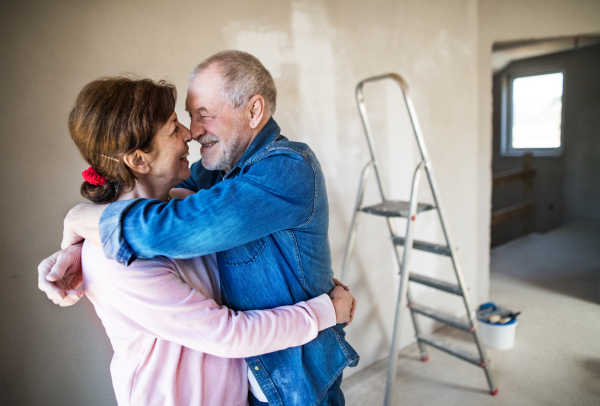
[38,50,359,406]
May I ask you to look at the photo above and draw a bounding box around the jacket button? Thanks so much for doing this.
[119,260,124,264]
[254,366,260,371]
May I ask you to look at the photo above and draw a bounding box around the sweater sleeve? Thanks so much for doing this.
[83,244,336,359]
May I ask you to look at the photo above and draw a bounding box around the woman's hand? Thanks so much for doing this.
[332,277,350,291]
[38,242,84,306]
[169,188,196,200]
[329,286,357,327]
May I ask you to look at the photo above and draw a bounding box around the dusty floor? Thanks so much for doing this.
[341,221,600,406]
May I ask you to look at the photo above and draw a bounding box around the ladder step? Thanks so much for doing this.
[361,200,435,218]
[417,334,485,367]
[408,272,463,296]
[393,236,452,256]
[409,303,474,332]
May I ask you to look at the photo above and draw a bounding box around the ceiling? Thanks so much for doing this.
[492,35,600,74]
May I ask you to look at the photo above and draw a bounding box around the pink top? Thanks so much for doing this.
[82,242,336,406]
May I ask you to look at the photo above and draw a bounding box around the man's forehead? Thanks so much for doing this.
[186,90,210,112]
[186,77,224,111]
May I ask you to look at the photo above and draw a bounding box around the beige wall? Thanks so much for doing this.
[1,0,598,404]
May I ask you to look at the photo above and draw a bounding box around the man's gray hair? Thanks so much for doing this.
[189,50,277,117]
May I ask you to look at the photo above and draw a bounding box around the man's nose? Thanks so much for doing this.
[190,121,205,141]
[180,124,192,142]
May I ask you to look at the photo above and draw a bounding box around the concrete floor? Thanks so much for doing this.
[341,221,600,406]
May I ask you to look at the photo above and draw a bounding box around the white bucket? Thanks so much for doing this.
[478,318,518,350]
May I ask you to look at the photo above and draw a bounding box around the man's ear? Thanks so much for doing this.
[123,150,151,175]
[247,95,265,129]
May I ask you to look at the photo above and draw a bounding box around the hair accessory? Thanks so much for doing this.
[99,154,119,162]
[82,167,108,186]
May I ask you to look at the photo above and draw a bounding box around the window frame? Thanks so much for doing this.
[500,64,566,157]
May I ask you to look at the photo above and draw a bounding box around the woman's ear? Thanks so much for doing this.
[123,150,151,175]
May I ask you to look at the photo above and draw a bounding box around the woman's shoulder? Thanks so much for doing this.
[82,241,176,275]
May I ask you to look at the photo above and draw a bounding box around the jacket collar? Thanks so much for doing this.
[234,117,281,168]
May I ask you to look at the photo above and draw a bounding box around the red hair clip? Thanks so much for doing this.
[82,167,108,186]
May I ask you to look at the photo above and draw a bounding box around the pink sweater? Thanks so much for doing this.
[81,242,336,406]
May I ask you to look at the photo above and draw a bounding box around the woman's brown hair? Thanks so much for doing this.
[69,76,176,204]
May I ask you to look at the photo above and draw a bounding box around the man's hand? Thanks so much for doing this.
[38,243,84,306]
[329,286,357,327]
[61,203,106,249]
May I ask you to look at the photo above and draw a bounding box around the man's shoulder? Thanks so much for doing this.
[250,138,314,165]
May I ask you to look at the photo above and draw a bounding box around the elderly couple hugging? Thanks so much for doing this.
[38,50,359,406]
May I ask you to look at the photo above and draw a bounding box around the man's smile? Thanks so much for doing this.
[199,136,219,149]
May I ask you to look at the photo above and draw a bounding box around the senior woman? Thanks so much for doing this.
[66,76,353,406]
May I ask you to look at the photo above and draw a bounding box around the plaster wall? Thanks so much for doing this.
[0,1,480,404]
[2,0,598,404]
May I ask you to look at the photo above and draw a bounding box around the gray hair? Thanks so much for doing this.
[189,50,277,117]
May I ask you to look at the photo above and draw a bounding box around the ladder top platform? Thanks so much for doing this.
[361,200,435,218]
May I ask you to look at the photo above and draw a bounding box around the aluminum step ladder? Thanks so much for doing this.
[340,73,498,405]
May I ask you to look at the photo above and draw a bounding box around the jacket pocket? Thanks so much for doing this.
[224,238,267,266]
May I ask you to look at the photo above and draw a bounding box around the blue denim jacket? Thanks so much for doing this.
[99,118,359,406]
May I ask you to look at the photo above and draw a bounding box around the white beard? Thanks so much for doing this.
[201,116,248,172]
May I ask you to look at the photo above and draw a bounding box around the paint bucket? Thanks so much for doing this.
[477,303,518,350]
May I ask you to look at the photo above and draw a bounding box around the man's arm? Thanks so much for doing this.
[43,152,315,303]
[96,153,314,263]
[61,204,106,248]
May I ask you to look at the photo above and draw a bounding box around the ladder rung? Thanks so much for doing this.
[408,272,463,296]
[393,236,452,256]
[409,303,474,332]
[361,200,435,218]
[417,334,484,367]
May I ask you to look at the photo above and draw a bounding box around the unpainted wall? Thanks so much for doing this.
[1,0,600,405]
[0,1,480,404]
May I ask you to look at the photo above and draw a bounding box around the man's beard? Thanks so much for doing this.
[201,117,248,172]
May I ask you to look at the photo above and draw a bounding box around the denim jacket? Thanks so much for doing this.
[99,118,359,406]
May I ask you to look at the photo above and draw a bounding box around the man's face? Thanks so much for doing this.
[185,66,252,172]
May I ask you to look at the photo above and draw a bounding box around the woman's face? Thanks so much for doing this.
[147,112,192,189]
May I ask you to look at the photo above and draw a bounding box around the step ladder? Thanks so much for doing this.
[340,73,498,405]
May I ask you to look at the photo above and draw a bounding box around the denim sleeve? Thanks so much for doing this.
[99,153,315,263]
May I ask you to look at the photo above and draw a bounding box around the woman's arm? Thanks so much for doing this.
[168,188,196,200]
[84,244,353,359]
[39,188,197,305]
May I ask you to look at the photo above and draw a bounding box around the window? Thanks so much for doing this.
[501,67,565,156]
